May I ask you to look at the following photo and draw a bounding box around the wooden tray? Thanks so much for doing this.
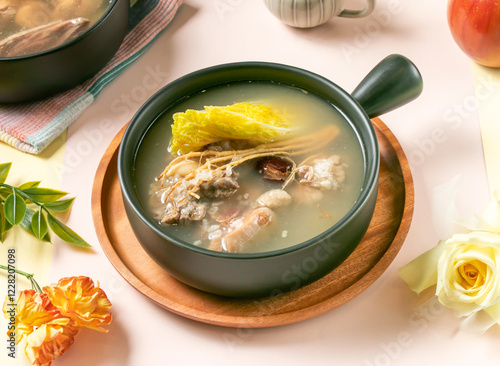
[91,117,414,328]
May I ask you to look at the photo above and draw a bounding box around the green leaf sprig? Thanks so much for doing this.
[0,162,90,247]
[0,264,42,293]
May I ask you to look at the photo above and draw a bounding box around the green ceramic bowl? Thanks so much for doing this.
[0,0,128,103]
[118,55,422,297]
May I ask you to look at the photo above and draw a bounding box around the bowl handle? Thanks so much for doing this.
[351,54,423,119]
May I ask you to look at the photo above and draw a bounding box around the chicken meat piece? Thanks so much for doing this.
[289,184,324,204]
[160,202,180,224]
[0,18,90,57]
[221,207,274,253]
[257,189,292,209]
[209,203,243,225]
[160,201,206,224]
[52,0,103,21]
[0,0,16,31]
[296,155,345,190]
[163,159,200,178]
[200,176,239,199]
[179,201,206,221]
[15,1,52,28]
[207,237,223,252]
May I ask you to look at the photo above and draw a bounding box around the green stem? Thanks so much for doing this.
[0,264,42,293]
[0,183,44,206]
[0,183,54,219]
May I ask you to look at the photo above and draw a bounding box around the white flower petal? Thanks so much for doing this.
[398,241,446,294]
[476,190,500,234]
[432,175,463,239]
[459,310,498,335]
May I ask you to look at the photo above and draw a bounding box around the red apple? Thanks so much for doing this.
[448,0,500,67]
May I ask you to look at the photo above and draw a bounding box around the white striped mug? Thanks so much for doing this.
[263,0,376,28]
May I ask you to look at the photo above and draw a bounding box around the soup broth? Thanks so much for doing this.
[135,81,365,254]
[0,0,112,57]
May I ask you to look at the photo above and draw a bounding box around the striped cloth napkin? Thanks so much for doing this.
[0,0,184,154]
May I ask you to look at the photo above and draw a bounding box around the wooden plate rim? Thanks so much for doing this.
[91,117,414,328]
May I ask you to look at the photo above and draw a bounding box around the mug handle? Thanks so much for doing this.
[338,0,375,18]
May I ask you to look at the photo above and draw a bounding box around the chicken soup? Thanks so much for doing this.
[134,81,365,254]
[0,0,112,57]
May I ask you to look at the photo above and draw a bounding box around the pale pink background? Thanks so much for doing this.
[34,0,498,365]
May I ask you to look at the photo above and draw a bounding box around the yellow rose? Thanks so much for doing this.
[399,192,500,332]
[436,231,500,316]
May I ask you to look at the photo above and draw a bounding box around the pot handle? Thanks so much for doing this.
[351,54,423,119]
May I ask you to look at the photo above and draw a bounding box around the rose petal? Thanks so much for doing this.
[476,190,500,234]
[431,175,463,239]
[436,232,500,316]
[484,301,500,327]
[459,309,498,335]
[398,240,446,294]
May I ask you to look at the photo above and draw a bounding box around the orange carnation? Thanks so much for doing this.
[24,318,79,366]
[2,275,112,366]
[3,290,64,343]
[43,276,112,332]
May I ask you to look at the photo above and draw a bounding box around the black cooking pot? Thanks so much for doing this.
[118,55,423,298]
[0,0,129,103]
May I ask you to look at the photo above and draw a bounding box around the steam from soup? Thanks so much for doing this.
[134,82,365,254]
